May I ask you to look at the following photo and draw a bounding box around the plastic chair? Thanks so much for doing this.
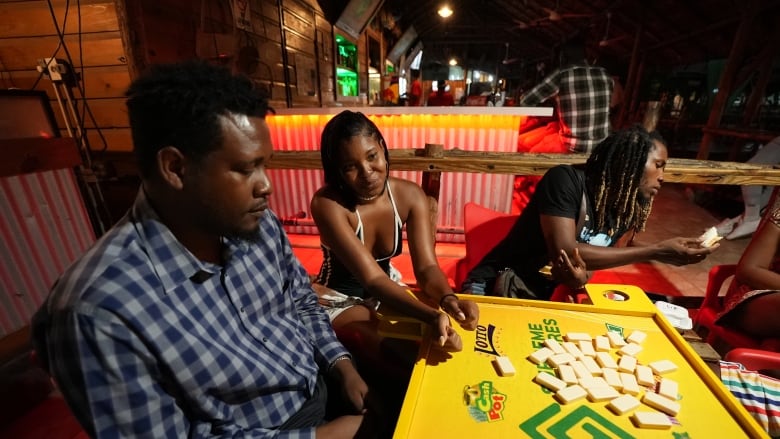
[694,264,780,352]
[454,202,519,290]
[694,264,738,342]
[725,348,780,371]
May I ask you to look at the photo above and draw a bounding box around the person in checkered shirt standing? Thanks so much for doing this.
[519,37,613,154]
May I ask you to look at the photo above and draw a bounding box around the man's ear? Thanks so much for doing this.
[156,146,186,190]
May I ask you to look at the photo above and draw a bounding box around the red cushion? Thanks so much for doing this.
[455,203,518,289]
[0,396,86,439]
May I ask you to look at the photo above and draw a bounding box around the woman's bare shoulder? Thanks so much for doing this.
[389,177,426,197]
[311,186,347,213]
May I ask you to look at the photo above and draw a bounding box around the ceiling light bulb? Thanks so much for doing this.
[438,5,453,18]
[449,58,457,66]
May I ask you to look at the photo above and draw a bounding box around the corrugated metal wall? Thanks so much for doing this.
[0,169,95,336]
[266,112,519,242]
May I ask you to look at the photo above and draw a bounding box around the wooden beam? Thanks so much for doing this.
[697,0,760,159]
[741,26,780,127]
[420,144,443,244]
[114,0,145,78]
[268,149,780,186]
[701,127,780,143]
[616,22,643,129]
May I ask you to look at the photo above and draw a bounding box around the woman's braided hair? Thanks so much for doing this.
[584,125,666,236]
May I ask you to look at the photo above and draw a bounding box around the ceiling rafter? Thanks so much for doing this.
[380,0,775,75]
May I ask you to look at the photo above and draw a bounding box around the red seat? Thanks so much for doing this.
[725,348,780,371]
[456,203,584,302]
[455,202,519,291]
[694,264,780,352]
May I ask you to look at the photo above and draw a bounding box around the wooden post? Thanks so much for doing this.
[627,55,646,126]
[617,23,643,129]
[741,28,780,128]
[697,0,759,159]
[642,100,661,132]
[114,0,146,78]
[420,143,444,245]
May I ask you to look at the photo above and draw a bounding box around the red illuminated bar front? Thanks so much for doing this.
[265,106,553,241]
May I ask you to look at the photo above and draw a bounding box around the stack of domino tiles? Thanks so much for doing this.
[527,330,681,430]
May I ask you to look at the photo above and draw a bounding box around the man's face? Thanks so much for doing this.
[638,140,668,201]
[183,113,273,241]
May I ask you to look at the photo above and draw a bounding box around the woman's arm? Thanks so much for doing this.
[402,181,453,301]
[735,220,780,290]
[310,188,442,328]
[401,181,478,330]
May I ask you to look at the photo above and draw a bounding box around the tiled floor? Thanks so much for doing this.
[289,182,752,300]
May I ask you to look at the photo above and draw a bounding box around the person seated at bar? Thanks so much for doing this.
[427,80,455,106]
[32,61,374,438]
[715,188,780,340]
[310,110,479,359]
[462,126,718,300]
[518,37,613,154]
[512,38,615,215]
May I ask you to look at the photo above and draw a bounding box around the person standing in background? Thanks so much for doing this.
[512,37,614,215]
[427,80,455,106]
[518,37,613,154]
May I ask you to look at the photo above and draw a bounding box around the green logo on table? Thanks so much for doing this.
[605,323,624,336]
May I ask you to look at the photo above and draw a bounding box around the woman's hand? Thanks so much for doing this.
[551,248,589,289]
[440,295,479,330]
[430,312,463,352]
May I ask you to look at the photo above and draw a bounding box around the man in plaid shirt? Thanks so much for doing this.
[32,61,373,438]
[519,39,613,154]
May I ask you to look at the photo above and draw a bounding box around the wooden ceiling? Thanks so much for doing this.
[381,0,780,78]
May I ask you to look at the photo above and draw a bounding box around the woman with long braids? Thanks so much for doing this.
[463,125,718,299]
[310,110,479,358]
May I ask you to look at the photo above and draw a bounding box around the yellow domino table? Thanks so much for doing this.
[389,284,767,438]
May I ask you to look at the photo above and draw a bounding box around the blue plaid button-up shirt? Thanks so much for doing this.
[33,190,347,438]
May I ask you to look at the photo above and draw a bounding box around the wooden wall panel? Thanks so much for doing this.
[0,0,130,155]
[51,97,128,128]
[255,0,281,24]
[3,66,131,100]
[0,32,126,71]
[282,30,312,55]
[0,0,386,151]
[0,0,118,37]
[316,16,335,104]
[138,0,198,66]
[83,128,133,152]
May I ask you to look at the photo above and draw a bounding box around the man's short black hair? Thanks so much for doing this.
[125,60,270,178]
